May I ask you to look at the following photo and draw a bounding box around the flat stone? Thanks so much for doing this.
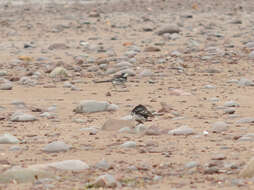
[238,134,254,141]
[10,111,37,122]
[73,100,118,113]
[31,160,89,171]
[236,117,254,124]
[224,101,239,107]
[42,141,70,153]
[120,141,136,148]
[168,125,195,135]
[95,160,112,170]
[0,167,53,183]
[0,134,19,144]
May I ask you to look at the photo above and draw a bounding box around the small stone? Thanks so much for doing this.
[0,83,12,90]
[157,25,181,35]
[238,78,254,86]
[10,112,37,122]
[50,67,69,78]
[139,69,154,77]
[120,141,136,148]
[224,108,235,114]
[236,117,254,124]
[185,161,198,169]
[168,125,195,135]
[224,101,239,107]
[0,134,19,144]
[211,154,226,160]
[238,134,254,141]
[211,121,228,133]
[73,100,118,113]
[95,160,112,170]
[42,141,70,153]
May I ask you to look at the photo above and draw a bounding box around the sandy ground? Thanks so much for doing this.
[1,0,254,189]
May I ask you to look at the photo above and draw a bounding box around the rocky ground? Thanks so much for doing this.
[1,0,254,189]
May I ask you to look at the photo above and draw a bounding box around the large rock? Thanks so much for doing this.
[102,119,136,131]
[73,100,118,113]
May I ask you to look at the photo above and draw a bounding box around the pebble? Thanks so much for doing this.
[0,134,20,144]
[42,141,70,153]
[168,125,195,135]
[238,78,254,86]
[73,100,118,113]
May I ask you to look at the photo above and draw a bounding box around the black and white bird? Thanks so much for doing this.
[93,73,128,86]
[131,104,153,123]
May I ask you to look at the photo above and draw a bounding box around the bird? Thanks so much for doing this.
[131,104,153,123]
[93,73,128,86]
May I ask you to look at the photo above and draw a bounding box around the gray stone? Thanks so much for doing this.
[248,51,254,59]
[10,111,37,122]
[0,134,19,144]
[168,125,195,135]
[93,174,118,188]
[0,83,12,90]
[238,78,254,86]
[236,117,254,124]
[0,70,7,76]
[238,134,254,141]
[139,69,154,77]
[19,77,37,86]
[0,166,53,183]
[211,121,228,133]
[32,160,89,171]
[224,108,235,114]
[95,160,112,170]
[43,141,70,153]
[50,67,69,78]
[157,25,181,35]
[185,161,198,169]
[120,141,136,148]
[224,101,239,107]
[73,100,118,113]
